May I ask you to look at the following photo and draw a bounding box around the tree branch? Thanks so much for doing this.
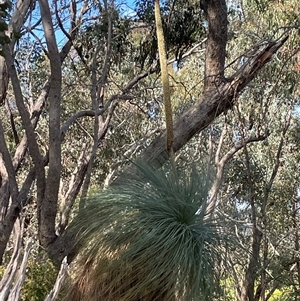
[113,35,289,186]
[207,133,270,214]
[0,0,34,104]
[38,0,62,246]
[79,0,113,206]
[0,218,24,300]
[0,121,19,203]
[3,45,46,203]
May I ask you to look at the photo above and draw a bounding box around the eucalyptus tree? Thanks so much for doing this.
[0,0,297,299]
[226,2,300,300]
[152,1,300,300]
[192,1,300,300]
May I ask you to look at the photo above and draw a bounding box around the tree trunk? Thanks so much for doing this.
[38,0,62,248]
[293,197,300,287]
[204,0,227,91]
[240,226,263,301]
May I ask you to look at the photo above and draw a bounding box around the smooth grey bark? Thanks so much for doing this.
[0,0,87,261]
[0,0,34,104]
[0,218,23,301]
[0,1,37,263]
[38,0,62,248]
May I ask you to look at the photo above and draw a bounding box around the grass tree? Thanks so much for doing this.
[66,162,227,301]
[66,2,229,300]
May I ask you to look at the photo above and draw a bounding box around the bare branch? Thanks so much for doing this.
[168,39,207,65]
[3,45,46,196]
[0,0,35,104]
[265,108,292,197]
[4,99,19,145]
[215,124,226,165]
[0,121,19,202]
[79,0,113,205]
[12,1,88,173]
[57,145,90,234]
[207,133,270,214]
[60,95,132,140]
[59,0,89,61]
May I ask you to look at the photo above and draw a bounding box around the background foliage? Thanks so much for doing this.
[0,0,299,300]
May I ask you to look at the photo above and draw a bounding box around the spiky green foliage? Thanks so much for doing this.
[66,162,226,301]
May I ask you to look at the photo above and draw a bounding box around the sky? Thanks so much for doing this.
[21,0,138,49]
